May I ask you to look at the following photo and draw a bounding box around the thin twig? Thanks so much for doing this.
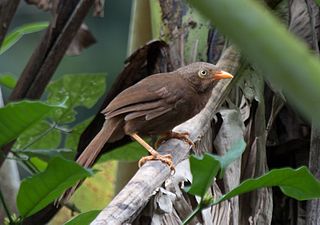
[182,204,202,225]
[20,123,56,151]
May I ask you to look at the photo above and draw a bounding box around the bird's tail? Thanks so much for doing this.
[59,118,122,203]
[77,127,110,168]
[77,118,123,167]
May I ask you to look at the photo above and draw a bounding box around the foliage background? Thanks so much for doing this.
[0,1,131,102]
[0,1,132,224]
[1,0,320,224]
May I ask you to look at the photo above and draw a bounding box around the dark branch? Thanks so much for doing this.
[0,0,20,47]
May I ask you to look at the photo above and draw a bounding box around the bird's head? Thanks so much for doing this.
[177,62,234,93]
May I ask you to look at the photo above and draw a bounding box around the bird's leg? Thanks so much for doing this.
[155,131,195,149]
[130,133,174,171]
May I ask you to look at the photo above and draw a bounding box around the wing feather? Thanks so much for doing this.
[102,74,170,114]
[102,73,188,122]
[145,107,172,120]
[105,101,163,119]
[124,107,172,121]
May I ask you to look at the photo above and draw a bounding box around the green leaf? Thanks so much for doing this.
[14,121,61,152]
[186,139,245,198]
[14,148,72,161]
[47,74,106,123]
[0,101,65,147]
[0,74,17,88]
[185,153,220,198]
[65,118,92,153]
[188,0,320,124]
[29,157,48,172]
[0,22,49,55]
[64,210,100,225]
[98,141,148,163]
[214,166,320,205]
[17,157,92,217]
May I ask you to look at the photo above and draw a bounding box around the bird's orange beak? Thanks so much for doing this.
[213,70,234,80]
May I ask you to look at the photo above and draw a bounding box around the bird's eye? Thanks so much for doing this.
[198,69,208,78]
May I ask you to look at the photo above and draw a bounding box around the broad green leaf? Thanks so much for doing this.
[0,22,49,55]
[0,101,65,147]
[29,157,48,172]
[186,140,245,198]
[98,141,148,163]
[185,154,220,198]
[188,0,320,124]
[47,74,106,123]
[64,210,100,225]
[0,73,17,88]
[14,121,61,151]
[214,166,320,205]
[14,148,72,161]
[17,157,92,217]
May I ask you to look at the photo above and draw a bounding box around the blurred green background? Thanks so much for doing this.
[0,2,133,224]
[0,1,132,100]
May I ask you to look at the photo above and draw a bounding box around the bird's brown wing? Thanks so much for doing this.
[105,101,164,118]
[102,74,166,114]
[124,107,172,121]
[102,73,184,121]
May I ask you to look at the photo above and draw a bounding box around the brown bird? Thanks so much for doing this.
[77,62,233,170]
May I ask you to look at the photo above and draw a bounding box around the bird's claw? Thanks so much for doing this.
[155,131,195,149]
[139,153,175,172]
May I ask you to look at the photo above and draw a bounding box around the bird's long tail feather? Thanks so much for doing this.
[77,127,111,168]
[59,119,121,203]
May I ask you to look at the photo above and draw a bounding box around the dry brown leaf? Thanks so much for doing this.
[94,0,105,17]
[289,0,320,49]
[209,183,231,225]
[66,24,96,56]
[25,0,97,55]
[214,109,245,225]
[25,0,52,11]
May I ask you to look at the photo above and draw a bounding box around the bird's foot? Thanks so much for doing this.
[155,131,195,149]
[138,153,175,172]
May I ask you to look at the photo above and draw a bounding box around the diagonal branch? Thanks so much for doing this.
[9,0,95,101]
[0,0,96,168]
[0,0,20,47]
[91,45,241,225]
